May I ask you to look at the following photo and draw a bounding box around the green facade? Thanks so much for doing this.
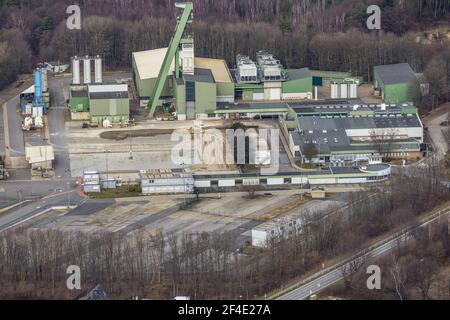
[135,76,174,100]
[217,82,234,98]
[89,98,130,123]
[69,96,89,112]
[133,57,174,99]
[374,72,419,104]
[282,77,313,94]
[195,81,217,114]
[173,78,186,115]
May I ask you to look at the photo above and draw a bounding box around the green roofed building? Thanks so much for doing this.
[282,68,313,100]
[69,83,130,124]
[374,63,419,104]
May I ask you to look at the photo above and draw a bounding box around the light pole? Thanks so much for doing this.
[181,162,186,206]
[17,189,23,207]
[65,169,71,208]
[105,149,110,184]
[43,138,49,177]
[129,122,133,160]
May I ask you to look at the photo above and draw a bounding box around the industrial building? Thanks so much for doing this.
[234,52,313,102]
[132,49,235,119]
[193,164,391,191]
[285,103,424,166]
[69,55,130,125]
[82,171,101,193]
[373,63,420,104]
[131,3,317,120]
[310,70,363,86]
[19,64,49,129]
[140,168,194,194]
[25,144,54,172]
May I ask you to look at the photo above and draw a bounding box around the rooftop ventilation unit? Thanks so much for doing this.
[236,54,257,83]
[256,50,285,82]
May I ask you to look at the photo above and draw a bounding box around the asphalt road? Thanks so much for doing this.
[0,188,83,232]
[274,206,450,300]
[0,105,5,158]
[0,179,76,208]
[5,96,25,157]
[47,76,71,178]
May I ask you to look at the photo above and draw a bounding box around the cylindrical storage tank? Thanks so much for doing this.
[83,57,91,84]
[40,67,48,92]
[94,56,103,83]
[349,83,357,98]
[72,57,80,84]
[34,69,42,103]
[340,84,348,99]
[331,84,339,99]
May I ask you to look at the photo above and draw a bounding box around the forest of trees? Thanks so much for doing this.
[0,163,448,299]
[336,221,450,300]
[0,0,449,94]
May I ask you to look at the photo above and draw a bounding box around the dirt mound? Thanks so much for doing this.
[100,129,174,141]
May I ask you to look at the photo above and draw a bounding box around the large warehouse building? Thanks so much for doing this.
[285,103,424,166]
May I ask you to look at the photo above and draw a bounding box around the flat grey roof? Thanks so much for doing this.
[286,68,312,81]
[183,68,215,84]
[294,114,422,154]
[216,102,289,111]
[374,63,417,85]
[89,91,129,100]
[193,166,367,179]
[71,90,88,98]
[297,114,422,131]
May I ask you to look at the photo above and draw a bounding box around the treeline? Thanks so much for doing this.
[0,29,32,90]
[2,0,449,32]
[0,164,449,299]
[0,0,449,92]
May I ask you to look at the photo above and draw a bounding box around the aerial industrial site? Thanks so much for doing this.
[0,0,449,307]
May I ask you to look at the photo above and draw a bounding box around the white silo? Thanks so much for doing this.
[83,56,92,84]
[72,57,81,84]
[331,84,339,99]
[340,83,348,99]
[349,83,358,98]
[94,55,103,83]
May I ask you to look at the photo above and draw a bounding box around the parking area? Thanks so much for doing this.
[21,190,347,248]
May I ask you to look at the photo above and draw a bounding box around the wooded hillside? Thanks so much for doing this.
[0,0,449,94]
